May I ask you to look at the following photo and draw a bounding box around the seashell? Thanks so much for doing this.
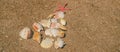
[40,19,51,28]
[60,18,67,26]
[45,28,65,37]
[54,38,65,49]
[32,22,43,32]
[32,31,41,43]
[54,11,64,19]
[40,38,54,48]
[19,27,33,39]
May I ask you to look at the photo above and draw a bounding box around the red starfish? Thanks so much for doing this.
[54,3,71,12]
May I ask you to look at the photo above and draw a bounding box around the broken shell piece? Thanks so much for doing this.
[60,18,67,26]
[40,19,51,28]
[54,38,65,49]
[54,11,65,19]
[45,28,65,37]
[33,22,43,32]
[32,31,41,43]
[19,27,33,39]
[40,38,54,48]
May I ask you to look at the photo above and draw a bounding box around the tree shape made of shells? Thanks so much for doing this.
[19,3,70,49]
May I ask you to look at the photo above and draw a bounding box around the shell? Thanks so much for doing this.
[40,19,51,28]
[54,11,64,19]
[40,38,54,48]
[32,31,41,43]
[19,27,33,39]
[45,28,65,37]
[60,18,67,26]
[54,38,65,49]
[32,22,43,32]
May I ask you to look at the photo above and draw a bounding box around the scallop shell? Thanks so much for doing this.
[40,38,54,48]
[32,31,41,43]
[54,38,65,49]
[40,19,51,28]
[45,28,65,37]
[19,27,33,39]
[54,11,64,19]
[60,18,67,26]
[32,22,43,32]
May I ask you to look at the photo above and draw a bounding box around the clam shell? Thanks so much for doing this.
[32,31,41,43]
[54,38,65,49]
[33,22,43,32]
[19,27,33,39]
[40,38,54,48]
[40,19,51,28]
[60,18,67,26]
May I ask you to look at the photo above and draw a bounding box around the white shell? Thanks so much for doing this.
[40,19,51,28]
[55,11,64,19]
[33,22,43,32]
[54,38,65,49]
[19,27,32,39]
[60,18,66,26]
[45,28,64,37]
[40,38,54,48]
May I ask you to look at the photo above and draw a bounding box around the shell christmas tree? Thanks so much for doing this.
[19,3,70,49]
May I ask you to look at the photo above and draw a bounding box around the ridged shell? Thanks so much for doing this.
[54,38,65,49]
[19,27,33,39]
[40,38,54,48]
